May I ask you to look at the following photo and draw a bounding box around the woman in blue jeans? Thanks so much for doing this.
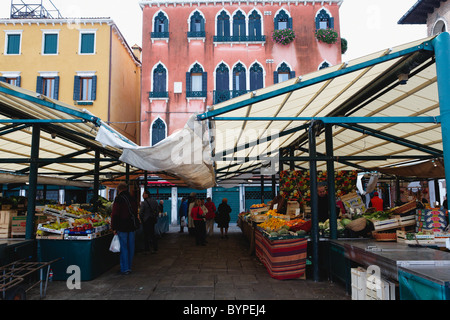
[111,182,138,275]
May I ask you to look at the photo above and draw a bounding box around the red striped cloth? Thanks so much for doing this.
[255,229,307,280]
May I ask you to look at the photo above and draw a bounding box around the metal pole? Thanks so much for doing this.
[26,124,40,240]
[433,33,450,220]
[93,149,100,213]
[325,125,337,239]
[309,121,319,282]
[260,175,264,203]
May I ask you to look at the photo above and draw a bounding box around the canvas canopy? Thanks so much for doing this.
[198,35,446,184]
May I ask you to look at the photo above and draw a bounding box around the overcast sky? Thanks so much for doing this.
[0,0,427,61]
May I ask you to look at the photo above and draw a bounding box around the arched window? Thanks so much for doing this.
[214,62,230,104]
[150,63,168,98]
[248,10,262,41]
[249,62,264,91]
[151,118,167,146]
[188,11,205,38]
[216,10,230,40]
[232,10,246,41]
[315,9,334,30]
[274,9,292,30]
[233,62,247,97]
[273,62,295,84]
[153,12,168,34]
[186,63,207,98]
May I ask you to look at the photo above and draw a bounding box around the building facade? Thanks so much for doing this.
[139,0,343,223]
[0,17,142,144]
[399,0,450,36]
[140,0,343,147]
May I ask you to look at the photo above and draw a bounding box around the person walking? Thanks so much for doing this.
[139,190,159,254]
[192,199,206,246]
[111,182,138,275]
[204,197,216,237]
[187,192,197,236]
[178,197,188,233]
[216,198,231,239]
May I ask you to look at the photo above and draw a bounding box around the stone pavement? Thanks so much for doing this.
[27,224,350,301]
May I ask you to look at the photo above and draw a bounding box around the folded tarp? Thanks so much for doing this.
[96,115,216,190]
[371,158,445,179]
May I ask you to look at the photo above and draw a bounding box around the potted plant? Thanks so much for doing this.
[315,28,339,44]
[272,28,296,45]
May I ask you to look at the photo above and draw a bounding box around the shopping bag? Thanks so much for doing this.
[109,234,120,253]
[181,216,186,227]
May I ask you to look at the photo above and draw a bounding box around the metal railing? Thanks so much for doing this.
[213,90,249,104]
[213,35,266,43]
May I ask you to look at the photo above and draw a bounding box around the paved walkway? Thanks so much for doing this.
[27,224,350,300]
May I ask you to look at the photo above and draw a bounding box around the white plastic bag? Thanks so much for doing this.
[109,234,120,253]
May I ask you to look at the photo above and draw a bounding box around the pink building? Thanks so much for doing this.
[139,0,343,147]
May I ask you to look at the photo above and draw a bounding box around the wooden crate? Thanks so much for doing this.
[0,210,18,225]
[371,218,399,231]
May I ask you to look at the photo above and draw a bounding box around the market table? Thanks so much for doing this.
[37,233,118,281]
[237,215,256,255]
[255,228,307,280]
[398,265,450,300]
[330,239,450,299]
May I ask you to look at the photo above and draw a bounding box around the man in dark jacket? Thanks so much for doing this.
[111,182,138,275]
[140,190,159,253]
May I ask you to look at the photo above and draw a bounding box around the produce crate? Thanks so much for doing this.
[392,200,416,214]
[249,207,268,214]
[371,218,399,231]
[372,231,397,242]
[251,214,268,223]
[10,216,26,237]
[395,214,416,227]
[36,232,64,240]
[0,210,18,225]
[37,223,66,235]
[351,267,367,300]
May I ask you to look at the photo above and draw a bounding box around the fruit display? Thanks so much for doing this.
[65,205,91,218]
[259,217,289,233]
[36,210,110,240]
[251,203,267,208]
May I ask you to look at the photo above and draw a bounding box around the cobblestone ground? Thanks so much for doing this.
[27,224,350,301]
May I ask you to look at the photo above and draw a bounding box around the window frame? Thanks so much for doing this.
[315,8,334,30]
[0,72,21,87]
[151,11,170,42]
[42,30,60,55]
[186,62,207,101]
[274,9,292,31]
[151,117,167,147]
[149,62,169,102]
[78,29,97,55]
[4,30,23,55]
[74,72,97,105]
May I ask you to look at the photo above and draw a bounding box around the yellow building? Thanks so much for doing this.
[0,17,142,144]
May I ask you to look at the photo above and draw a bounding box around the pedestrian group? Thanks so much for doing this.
[111,184,232,275]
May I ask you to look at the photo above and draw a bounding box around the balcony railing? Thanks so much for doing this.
[213,35,266,43]
[149,91,169,99]
[187,31,206,38]
[151,32,169,39]
[186,90,207,98]
[213,90,249,104]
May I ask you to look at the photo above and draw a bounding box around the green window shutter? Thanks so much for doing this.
[54,76,60,100]
[273,71,278,84]
[91,76,97,100]
[15,76,21,87]
[186,72,191,93]
[73,76,80,100]
[44,34,58,54]
[7,34,20,54]
[36,77,43,94]
[0,77,6,83]
[80,33,95,54]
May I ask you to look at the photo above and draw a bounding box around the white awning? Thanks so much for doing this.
[198,35,443,183]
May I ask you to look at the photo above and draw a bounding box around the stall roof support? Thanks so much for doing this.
[26,124,39,240]
[433,33,450,209]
